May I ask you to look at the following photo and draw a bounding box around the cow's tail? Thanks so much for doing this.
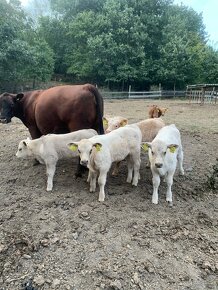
[88,84,104,135]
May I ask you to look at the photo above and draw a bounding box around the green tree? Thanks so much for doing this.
[200,46,218,83]
[0,0,54,92]
[37,16,67,74]
[156,4,208,88]
[65,0,172,89]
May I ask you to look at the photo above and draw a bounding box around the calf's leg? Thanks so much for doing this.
[98,170,108,202]
[46,161,57,191]
[177,148,185,175]
[152,172,160,204]
[126,155,133,183]
[165,171,174,206]
[132,153,141,186]
[89,171,97,192]
[112,161,121,176]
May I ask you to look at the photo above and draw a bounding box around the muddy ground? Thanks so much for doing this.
[0,99,217,290]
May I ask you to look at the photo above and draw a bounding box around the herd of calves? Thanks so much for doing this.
[16,105,184,206]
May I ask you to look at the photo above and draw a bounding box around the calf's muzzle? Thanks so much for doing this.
[155,163,163,168]
[80,160,88,167]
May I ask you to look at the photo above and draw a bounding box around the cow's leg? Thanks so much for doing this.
[152,172,160,204]
[132,153,141,186]
[98,170,108,202]
[126,155,133,183]
[165,171,174,206]
[45,160,57,191]
[177,147,185,175]
[89,171,97,192]
[28,126,42,139]
[112,161,121,176]
[75,157,87,178]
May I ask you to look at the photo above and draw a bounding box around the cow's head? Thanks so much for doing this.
[142,141,178,169]
[103,116,128,133]
[152,106,160,118]
[68,139,102,168]
[0,92,23,123]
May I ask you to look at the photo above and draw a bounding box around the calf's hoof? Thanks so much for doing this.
[98,195,105,202]
[180,169,185,175]
[166,200,173,207]
[126,177,132,183]
[132,181,138,186]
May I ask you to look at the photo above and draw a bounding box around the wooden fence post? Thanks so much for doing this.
[128,85,131,98]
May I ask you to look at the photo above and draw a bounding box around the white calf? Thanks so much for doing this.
[16,129,97,191]
[142,124,184,205]
[68,125,142,202]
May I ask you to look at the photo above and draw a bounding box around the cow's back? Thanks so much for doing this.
[34,85,103,135]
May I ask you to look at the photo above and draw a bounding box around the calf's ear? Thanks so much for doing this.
[141,142,151,152]
[160,107,168,115]
[167,144,178,153]
[103,117,108,127]
[93,142,102,152]
[120,118,128,127]
[68,143,78,151]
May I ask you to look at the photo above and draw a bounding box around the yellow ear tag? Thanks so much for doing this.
[69,144,78,151]
[169,146,176,153]
[121,120,127,127]
[142,144,149,152]
[95,144,101,152]
[103,119,108,126]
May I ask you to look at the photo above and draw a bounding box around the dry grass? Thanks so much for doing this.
[104,99,218,133]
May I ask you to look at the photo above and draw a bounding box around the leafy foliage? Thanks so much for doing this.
[0,0,54,92]
[0,0,217,91]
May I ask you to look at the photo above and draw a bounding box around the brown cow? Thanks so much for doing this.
[0,84,104,176]
[0,84,104,137]
[148,105,168,118]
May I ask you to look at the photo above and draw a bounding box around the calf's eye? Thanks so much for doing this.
[89,149,92,154]
[151,151,154,155]
[164,151,166,155]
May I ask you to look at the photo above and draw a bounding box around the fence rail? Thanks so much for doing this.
[101,90,186,99]
[186,84,218,104]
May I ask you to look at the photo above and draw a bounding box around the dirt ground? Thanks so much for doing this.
[0,99,217,290]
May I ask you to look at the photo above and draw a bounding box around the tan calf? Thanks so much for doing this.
[148,105,168,118]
